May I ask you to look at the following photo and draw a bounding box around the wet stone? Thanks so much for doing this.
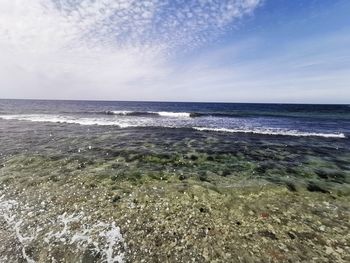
[307,182,330,194]
[295,232,318,241]
[199,207,209,213]
[221,169,231,177]
[287,232,296,240]
[199,174,210,182]
[285,182,297,192]
[206,156,215,161]
[258,230,278,240]
[112,195,121,203]
[315,168,346,183]
[111,175,118,181]
[82,249,101,263]
[179,174,187,181]
[189,154,198,161]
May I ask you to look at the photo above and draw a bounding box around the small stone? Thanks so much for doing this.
[336,247,344,254]
[325,246,334,255]
[179,174,187,181]
[199,207,209,213]
[221,170,231,177]
[287,232,296,240]
[260,212,269,219]
[189,154,198,161]
[286,182,297,192]
[206,156,214,161]
[112,195,121,203]
[82,248,101,263]
[274,218,281,224]
[307,182,329,194]
[258,230,278,240]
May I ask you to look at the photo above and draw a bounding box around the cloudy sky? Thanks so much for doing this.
[0,0,349,103]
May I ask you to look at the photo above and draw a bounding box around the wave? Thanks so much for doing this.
[105,110,158,117]
[103,110,253,118]
[193,127,346,138]
[0,114,131,128]
[102,111,306,119]
[105,110,192,118]
[0,114,346,138]
[157,111,191,118]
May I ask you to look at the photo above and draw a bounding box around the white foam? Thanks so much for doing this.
[46,214,125,263]
[0,194,126,263]
[0,114,346,139]
[0,196,37,263]
[109,111,133,115]
[155,111,191,118]
[107,111,191,118]
[193,127,346,138]
[0,113,189,127]
[0,114,132,128]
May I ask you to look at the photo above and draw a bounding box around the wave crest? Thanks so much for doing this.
[105,111,191,118]
[0,114,346,139]
[193,127,346,138]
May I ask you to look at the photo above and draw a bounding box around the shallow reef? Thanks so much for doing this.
[0,121,350,262]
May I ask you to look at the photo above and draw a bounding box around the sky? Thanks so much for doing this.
[0,0,349,103]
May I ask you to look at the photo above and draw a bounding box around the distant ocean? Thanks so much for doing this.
[0,99,349,138]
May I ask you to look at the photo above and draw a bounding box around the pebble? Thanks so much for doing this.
[325,246,334,255]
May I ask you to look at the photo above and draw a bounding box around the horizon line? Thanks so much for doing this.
[0,97,349,106]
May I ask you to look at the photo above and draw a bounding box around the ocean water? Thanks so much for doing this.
[1,98,349,191]
[1,99,350,262]
[0,99,349,138]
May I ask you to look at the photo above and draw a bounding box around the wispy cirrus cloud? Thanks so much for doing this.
[161,31,350,104]
[0,0,262,100]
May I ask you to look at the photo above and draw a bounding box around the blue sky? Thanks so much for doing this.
[0,0,349,103]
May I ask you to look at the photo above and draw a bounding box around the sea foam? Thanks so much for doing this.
[0,195,126,263]
[0,114,346,138]
[106,111,191,118]
[193,127,346,138]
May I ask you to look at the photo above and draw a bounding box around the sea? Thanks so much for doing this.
[0,99,349,138]
[0,99,350,262]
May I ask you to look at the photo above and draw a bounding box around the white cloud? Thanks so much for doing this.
[0,0,262,100]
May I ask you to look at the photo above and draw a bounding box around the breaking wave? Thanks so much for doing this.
[105,111,192,118]
[193,127,346,138]
[0,114,346,139]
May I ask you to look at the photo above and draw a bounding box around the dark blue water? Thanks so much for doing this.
[0,99,349,138]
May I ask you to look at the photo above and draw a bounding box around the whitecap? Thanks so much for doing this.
[193,127,346,138]
[155,111,191,118]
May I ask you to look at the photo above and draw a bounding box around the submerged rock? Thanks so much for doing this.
[285,182,297,192]
[315,168,346,183]
[258,230,278,240]
[112,195,121,203]
[82,249,101,263]
[179,174,187,181]
[287,231,296,240]
[307,182,330,194]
